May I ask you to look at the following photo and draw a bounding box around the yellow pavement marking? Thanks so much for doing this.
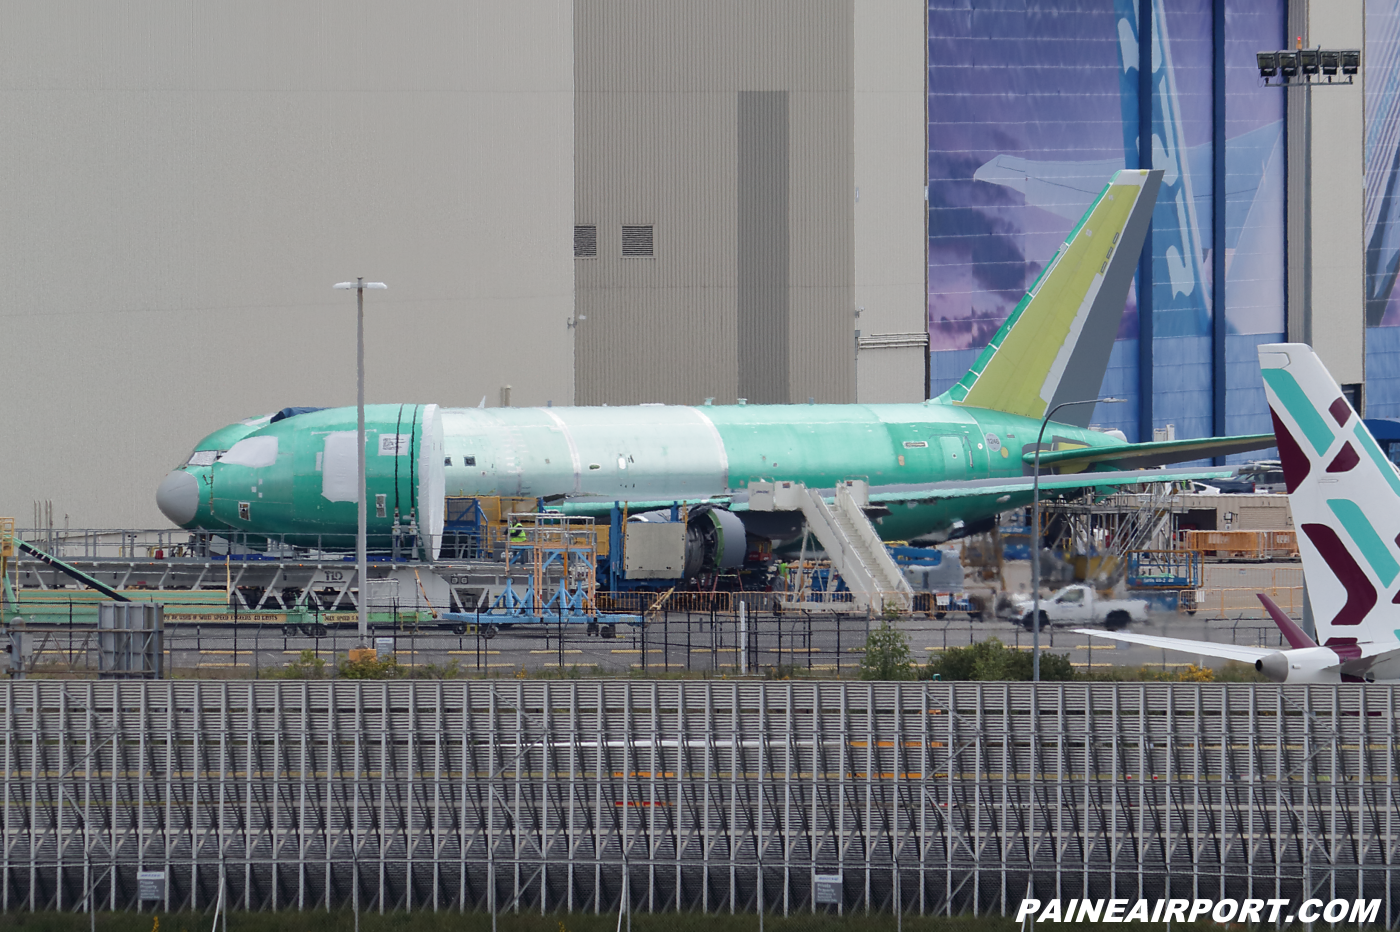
[279,649,423,655]
[611,649,642,654]
[447,650,501,655]
[1074,644,1115,649]
[529,649,583,654]
[1071,661,1198,668]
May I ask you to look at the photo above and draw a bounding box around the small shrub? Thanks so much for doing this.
[1175,663,1216,682]
[337,653,403,680]
[859,621,915,680]
[924,637,1075,682]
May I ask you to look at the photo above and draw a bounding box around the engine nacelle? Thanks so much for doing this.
[1255,646,1342,684]
[630,505,746,579]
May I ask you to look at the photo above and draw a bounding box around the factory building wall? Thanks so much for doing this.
[0,2,575,529]
[1289,0,1365,389]
[854,0,931,403]
[574,0,864,407]
[573,1,927,408]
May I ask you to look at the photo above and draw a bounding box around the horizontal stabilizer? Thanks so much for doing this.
[1073,628,1279,664]
[1257,593,1318,649]
[1024,433,1275,471]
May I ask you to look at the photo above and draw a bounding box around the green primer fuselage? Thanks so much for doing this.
[161,169,1170,551]
[167,401,1125,548]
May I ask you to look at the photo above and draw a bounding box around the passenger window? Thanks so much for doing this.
[1058,590,1083,604]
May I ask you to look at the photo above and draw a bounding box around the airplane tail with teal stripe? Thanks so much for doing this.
[1260,343,1400,655]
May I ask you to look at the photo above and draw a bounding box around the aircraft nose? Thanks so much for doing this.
[156,470,199,525]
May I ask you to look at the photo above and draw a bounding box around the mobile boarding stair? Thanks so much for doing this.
[751,480,914,614]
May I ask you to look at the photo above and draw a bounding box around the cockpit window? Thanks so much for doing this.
[270,406,325,423]
[186,450,221,467]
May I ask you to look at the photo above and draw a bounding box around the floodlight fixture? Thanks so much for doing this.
[1259,48,1357,86]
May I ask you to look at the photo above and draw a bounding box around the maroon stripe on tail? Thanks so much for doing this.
[1329,397,1352,426]
[1270,408,1312,494]
[1301,523,1377,626]
[1327,441,1360,473]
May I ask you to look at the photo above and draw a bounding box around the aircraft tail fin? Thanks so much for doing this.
[939,168,1162,427]
[1259,343,1400,651]
[1257,593,1318,649]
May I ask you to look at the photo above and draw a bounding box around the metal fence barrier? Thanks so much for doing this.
[4,612,1302,680]
[96,603,163,680]
[2,681,1398,923]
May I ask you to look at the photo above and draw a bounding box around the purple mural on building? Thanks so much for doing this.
[928,0,1285,443]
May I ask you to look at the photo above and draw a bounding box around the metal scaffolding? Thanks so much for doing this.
[2,681,1398,922]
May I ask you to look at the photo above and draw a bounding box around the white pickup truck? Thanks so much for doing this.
[1014,584,1149,630]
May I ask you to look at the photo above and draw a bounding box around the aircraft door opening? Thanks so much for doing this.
[939,435,969,480]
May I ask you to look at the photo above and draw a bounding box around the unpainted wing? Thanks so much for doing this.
[1024,433,1275,472]
[1072,628,1282,664]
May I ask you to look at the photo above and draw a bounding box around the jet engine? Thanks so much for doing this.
[630,504,746,579]
[1254,646,1342,684]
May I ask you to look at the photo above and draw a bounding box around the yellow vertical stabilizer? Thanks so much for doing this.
[939,168,1162,427]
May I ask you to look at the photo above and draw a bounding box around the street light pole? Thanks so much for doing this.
[334,278,387,644]
[1031,396,1125,681]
